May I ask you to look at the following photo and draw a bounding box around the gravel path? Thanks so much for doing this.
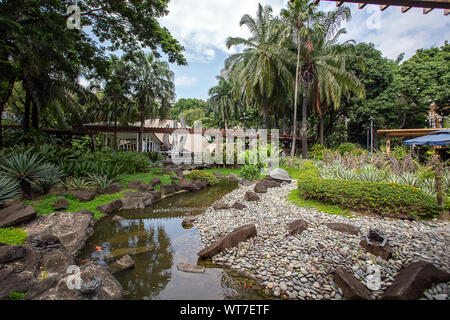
[195,181,450,300]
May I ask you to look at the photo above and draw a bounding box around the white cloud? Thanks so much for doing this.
[159,0,285,63]
[175,75,198,87]
[160,1,449,64]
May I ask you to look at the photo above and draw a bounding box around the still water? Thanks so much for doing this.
[77,183,270,300]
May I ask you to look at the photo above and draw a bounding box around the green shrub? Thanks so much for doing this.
[310,144,331,161]
[186,170,219,185]
[337,142,357,155]
[297,163,440,218]
[0,176,21,205]
[8,291,26,300]
[239,165,260,181]
[0,227,28,245]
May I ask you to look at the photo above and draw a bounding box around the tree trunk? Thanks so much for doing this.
[262,94,267,129]
[91,134,97,152]
[319,114,324,145]
[139,104,145,153]
[23,90,31,134]
[290,35,301,165]
[20,179,32,200]
[282,114,287,135]
[113,115,117,150]
[31,101,38,129]
[301,82,309,159]
[0,78,15,147]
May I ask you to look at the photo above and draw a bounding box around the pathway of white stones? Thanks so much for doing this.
[194,181,450,300]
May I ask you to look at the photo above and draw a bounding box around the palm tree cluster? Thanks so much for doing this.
[208,1,365,159]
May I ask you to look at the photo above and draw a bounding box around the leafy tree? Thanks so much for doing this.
[170,98,207,119]
[207,76,242,129]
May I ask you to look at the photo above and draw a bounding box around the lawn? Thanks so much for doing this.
[0,227,28,245]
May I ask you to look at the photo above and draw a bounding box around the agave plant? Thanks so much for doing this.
[61,177,95,191]
[0,151,59,199]
[0,176,21,205]
[87,174,115,192]
[33,163,65,195]
[397,172,420,187]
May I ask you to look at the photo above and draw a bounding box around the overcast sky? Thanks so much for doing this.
[158,0,450,101]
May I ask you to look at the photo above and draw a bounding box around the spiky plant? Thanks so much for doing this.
[0,151,57,199]
[87,174,114,193]
[0,176,21,205]
[34,163,65,194]
[397,172,420,187]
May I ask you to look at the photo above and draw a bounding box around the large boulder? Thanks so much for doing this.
[197,224,257,258]
[52,198,68,211]
[102,183,121,194]
[160,184,176,196]
[0,244,26,264]
[24,211,95,256]
[244,191,260,202]
[334,267,372,300]
[97,199,123,215]
[326,223,361,236]
[0,202,37,228]
[359,239,394,260]
[288,219,308,236]
[213,200,230,211]
[254,181,267,193]
[383,261,450,300]
[178,179,200,191]
[33,263,124,300]
[269,168,292,183]
[70,191,96,202]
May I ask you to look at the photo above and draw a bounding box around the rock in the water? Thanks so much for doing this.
[334,267,372,300]
[383,261,450,300]
[104,246,155,261]
[232,202,246,210]
[288,219,308,236]
[121,192,155,209]
[110,254,135,274]
[359,239,394,260]
[112,215,124,221]
[326,223,360,236]
[254,181,267,193]
[24,211,95,256]
[213,200,230,211]
[194,179,208,189]
[70,191,96,202]
[151,177,161,186]
[182,216,197,228]
[127,180,142,189]
[226,174,239,181]
[0,244,26,264]
[269,168,292,183]
[178,179,200,191]
[97,199,123,214]
[160,184,176,195]
[52,198,68,211]
[177,263,205,273]
[197,224,257,258]
[0,202,37,228]
[244,191,260,202]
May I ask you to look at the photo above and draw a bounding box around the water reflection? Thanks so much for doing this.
[77,182,270,300]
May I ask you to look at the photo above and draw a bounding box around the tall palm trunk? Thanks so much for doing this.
[113,114,118,150]
[290,33,301,165]
[31,101,38,129]
[262,94,268,129]
[139,103,145,153]
[319,114,324,145]
[23,90,31,133]
[282,114,287,135]
[301,82,309,159]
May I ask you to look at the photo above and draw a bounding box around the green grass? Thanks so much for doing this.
[0,227,28,245]
[119,168,174,190]
[27,192,125,219]
[286,189,355,218]
[281,166,301,179]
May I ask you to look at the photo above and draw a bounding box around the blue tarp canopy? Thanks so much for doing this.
[404,129,450,146]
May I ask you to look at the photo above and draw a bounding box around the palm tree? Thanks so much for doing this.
[225,4,294,129]
[280,0,323,160]
[129,52,175,153]
[207,76,240,129]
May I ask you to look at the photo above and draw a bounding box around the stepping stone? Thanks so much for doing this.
[0,202,37,227]
[254,181,267,193]
[97,199,123,214]
[177,263,205,273]
[288,219,308,236]
[326,223,360,236]
[383,261,450,300]
[334,267,372,300]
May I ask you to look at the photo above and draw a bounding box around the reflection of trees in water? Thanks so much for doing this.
[123,225,174,299]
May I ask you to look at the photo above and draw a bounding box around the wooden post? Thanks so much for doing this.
[386,136,391,154]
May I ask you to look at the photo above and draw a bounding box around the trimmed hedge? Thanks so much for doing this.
[297,162,440,218]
